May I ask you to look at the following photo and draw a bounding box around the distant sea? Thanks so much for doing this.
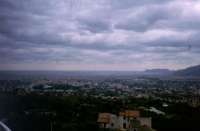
[0,71,140,80]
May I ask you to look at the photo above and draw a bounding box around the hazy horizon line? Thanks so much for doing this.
[0,64,199,72]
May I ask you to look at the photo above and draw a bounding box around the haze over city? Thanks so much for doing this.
[1,0,200,70]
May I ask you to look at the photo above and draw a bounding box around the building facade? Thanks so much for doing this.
[97,110,152,131]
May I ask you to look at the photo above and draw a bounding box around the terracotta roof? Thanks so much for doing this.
[97,113,111,123]
[119,110,140,118]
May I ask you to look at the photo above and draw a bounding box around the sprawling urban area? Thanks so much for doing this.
[0,71,200,131]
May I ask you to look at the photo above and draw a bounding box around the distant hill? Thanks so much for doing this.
[143,65,200,78]
[143,69,173,76]
[174,65,200,77]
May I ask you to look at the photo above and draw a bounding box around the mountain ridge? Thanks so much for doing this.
[173,65,200,77]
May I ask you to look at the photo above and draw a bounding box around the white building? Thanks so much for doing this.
[97,110,152,131]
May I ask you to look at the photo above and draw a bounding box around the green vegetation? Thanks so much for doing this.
[0,93,200,131]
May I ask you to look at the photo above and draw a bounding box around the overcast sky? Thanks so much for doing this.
[0,0,200,71]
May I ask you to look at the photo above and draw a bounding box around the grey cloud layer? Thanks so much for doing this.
[0,0,200,70]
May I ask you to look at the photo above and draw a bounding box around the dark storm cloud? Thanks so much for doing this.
[0,0,200,70]
[115,5,176,32]
[77,18,111,33]
[110,0,172,9]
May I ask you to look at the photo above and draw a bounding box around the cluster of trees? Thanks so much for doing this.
[0,93,200,131]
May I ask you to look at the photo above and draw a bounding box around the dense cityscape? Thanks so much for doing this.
[1,76,200,107]
[0,70,200,131]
